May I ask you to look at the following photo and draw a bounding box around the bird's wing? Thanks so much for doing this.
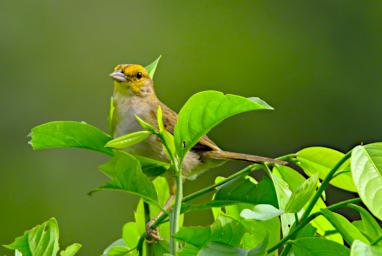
[158,101,221,152]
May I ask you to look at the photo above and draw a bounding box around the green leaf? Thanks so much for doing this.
[60,243,82,256]
[178,244,199,256]
[351,240,382,256]
[135,115,157,134]
[109,96,115,134]
[291,237,349,256]
[150,177,171,240]
[321,209,369,244]
[102,239,133,256]
[174,91,273,160]
[198,240,268,256]
[135,155,169,177]
[145,55,162,79]
[211,215,246,247]
[273,165,343,243]
[122,223,139,249]
[348,204,382,244]
[214,176,278,208]
[105,131,151,149]
[152,240,170,255]
[351,143,382,220]
[284,174,318,213]
[29,121,113,155]
[296,147,356,192]
[240,204,283,221]
[5,218,60,256]
[92,151,157,204]
[198,242,247,256]
[175,226,211,248]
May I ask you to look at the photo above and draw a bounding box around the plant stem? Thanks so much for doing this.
[267,197,361,254]
[170,160,183,255]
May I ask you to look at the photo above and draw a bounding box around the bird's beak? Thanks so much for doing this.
[110,70,128,82]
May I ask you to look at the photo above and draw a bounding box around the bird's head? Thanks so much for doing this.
[110,64,153,96]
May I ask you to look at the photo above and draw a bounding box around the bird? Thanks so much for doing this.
[109,63,285,180]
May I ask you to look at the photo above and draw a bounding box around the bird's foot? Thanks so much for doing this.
[145,219,161,242]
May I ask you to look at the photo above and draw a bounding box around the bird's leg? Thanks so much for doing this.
[145,194,175,242]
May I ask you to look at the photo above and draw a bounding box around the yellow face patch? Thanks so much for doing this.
[112,64,151,95]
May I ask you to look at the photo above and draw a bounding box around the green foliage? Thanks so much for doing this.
[24,58,382,255]
[105,131,151,149]
[91,151,158,204]
[350,240,382,256]
[351,143,382,220]
[297,147,356,192]
[174,91,273,160]
[291,237,349,256]
[5,218,81,256]
[29,121,113,155]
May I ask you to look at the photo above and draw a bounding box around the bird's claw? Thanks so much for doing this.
[145,220,161,242]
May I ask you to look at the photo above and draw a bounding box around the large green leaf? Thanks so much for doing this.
[174,90,273,160]
[291,237,349,256]
[29,121,113,155]
[214,176,278,207]
[350,240,382,256]
[296,147,356,192]
[211,215,246,247]
[321,209,369,244]
[284,174,318,213]
[92,151,157,204]
[5,218,60,256]
[351,143,382,220]
[349,204,382,244]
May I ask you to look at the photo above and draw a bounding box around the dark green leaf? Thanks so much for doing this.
[351,240,382,256]
[321,209,368,244]
[92,151,157,204]
[297,147,356,192]
[60,243,82,256]
[240,204,283,221]
[29,121,113,155]
[105,131,151,149]
[348,204,382,244]
[175,226,211,248]
[174,91,273,160]
[5,218,60,256]
[145,55,162,79]
[198,242,246,256]
[214,176,278,208]
[135,155,169,177]
[351,143,382,220]
[291,237,349,256]
[285,174,318,213]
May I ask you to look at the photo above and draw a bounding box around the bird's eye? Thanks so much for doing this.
[136,72,143,79]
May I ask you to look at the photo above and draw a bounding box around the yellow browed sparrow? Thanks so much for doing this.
[109,64,285,180]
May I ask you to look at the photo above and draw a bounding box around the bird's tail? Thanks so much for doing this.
[205,150,287,165]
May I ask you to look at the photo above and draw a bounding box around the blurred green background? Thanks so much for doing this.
[1,0,382,254]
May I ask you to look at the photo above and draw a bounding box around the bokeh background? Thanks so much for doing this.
[1,0,382,255]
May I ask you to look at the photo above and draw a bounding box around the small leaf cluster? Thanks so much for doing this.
[4,57,382,256]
